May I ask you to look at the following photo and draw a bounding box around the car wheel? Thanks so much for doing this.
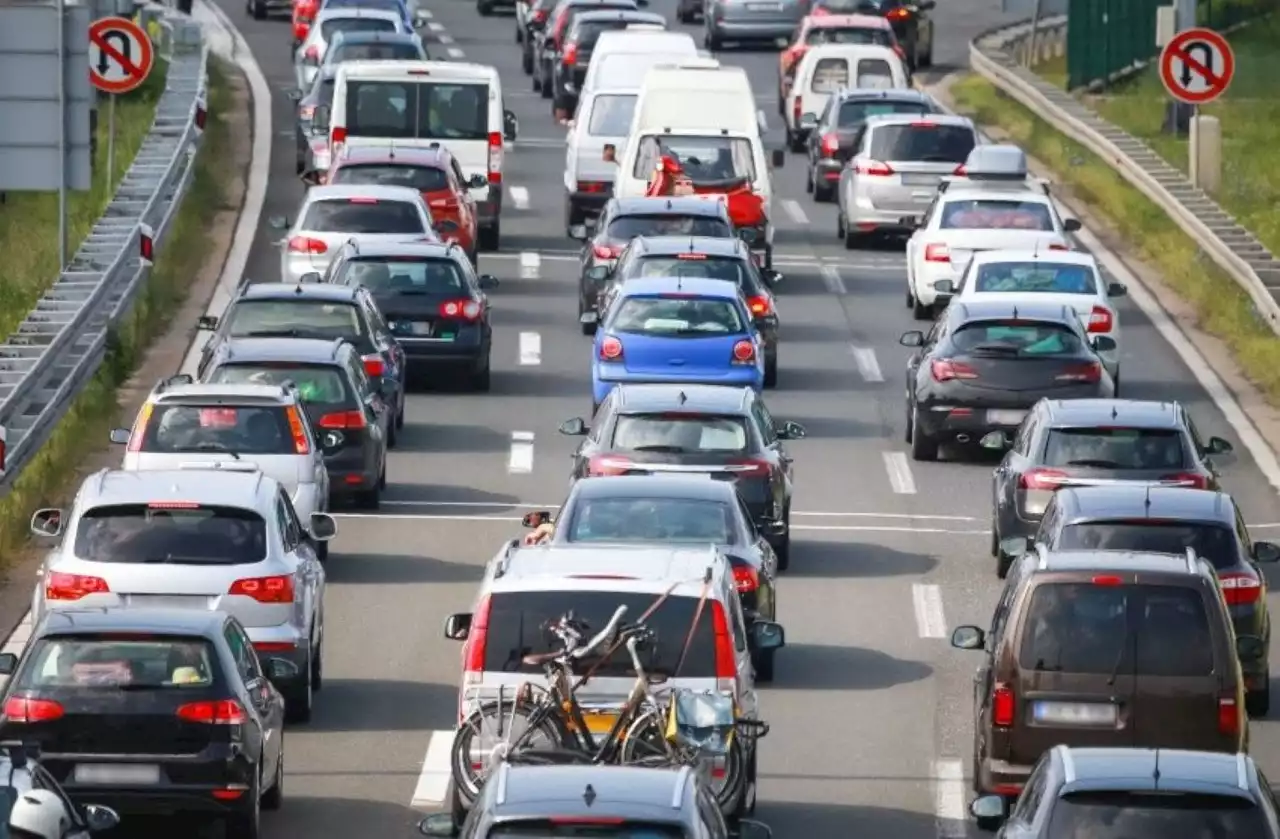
[515,24,522,43]
[250,0,265,19]
[989,514,1000,558]
[540,68,553,99]
[785,130,804,154]
[386,418,398,449]
[522,46,534,75]
[579,303,597,335]
[478,221,500,251]
[909,406,938,462]
[225,771,261,839]
[471,358,491,392]
[919,29,934,67]
[813,176,834,203]
[286,652,313,724]
[763,353,777,388]
[774,509,791,571]
[752,650,775,683]
[843,224,864,250]
[1248,675,1270,717]
[565,200,584,235]
[262,743,284,811]
[312,637,323,690]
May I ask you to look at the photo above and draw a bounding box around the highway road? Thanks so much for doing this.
[175,0,1280,835]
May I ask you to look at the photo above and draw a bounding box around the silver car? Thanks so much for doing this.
[28,468,335,723]
[275,183,438,285]
[703,0,805,51]
[294,7,406,92]
[836,112,978,246]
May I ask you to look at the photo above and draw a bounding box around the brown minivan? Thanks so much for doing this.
[951,546,1261,802]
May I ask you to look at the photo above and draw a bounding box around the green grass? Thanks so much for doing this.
[950,73,1280,406]
[0,62,169,344]
[0,59,235,562]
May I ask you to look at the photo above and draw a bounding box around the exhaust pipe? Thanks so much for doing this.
[955,433,971,444]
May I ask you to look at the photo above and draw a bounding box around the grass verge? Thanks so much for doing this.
[949,73,1280,405]
[0,61,170,343]
[0,59,234,562]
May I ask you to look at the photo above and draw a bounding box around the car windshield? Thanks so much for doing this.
[612,412,750,452]
[634,256,749,286]
[1019,584,1213,676]
[344,80,489,141]
[328,41,420,63]
[633,135,757,182]
[1047,791,1268,838]
[73,504,268,564]
[225,299,367,345]
[16,637,218,690]
[607,215,732,240]
[208,364,350,404]
[837,99,930,127]
[1042,428,1186,469]
[1056,522,1237,571]
[806,26,895,47]
[611,296,745,336]
[950,320,1083,355]
[970,261,1098,294]
[141,404,300,456]
[489,822,686,838]
[337,256,466,293]
[587,93,636,136]
[329,163,449,192]
[319,17,397,41]
[566,497,734,544]
[939,199,1054,230]
[869,122,975,163]
[301,198,425,234]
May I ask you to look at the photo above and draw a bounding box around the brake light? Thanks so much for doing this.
[1091,575,1123,586]
[587,455,633,476]
[854,159,893,176]
[462,595,491,680]
[710,601,737,689]
[792,95,802,127]
[1048,243,1069,251]
[126,402,154,452]
[488,132,503,185]
[820,133,839,157]
[533,7,547,21]
[1161,472,1209,489]
[439,299,483,321]
[599,336,623,361]
[732,565,760,593]
[1218,694,1239,736]
[1086,305,1113,333]
[176,700,247,725]
[229,575,294,604]
[3,697,65,723]
[952,164,966,175]
[930,359,978,382]
[1055,362,1102,383]
[576,181,607,193]
[886,6,910,19]
[285,406,310,455]
[1019,467,1068,490]
[331,126,347,146]
[746,295,772,316]
[288,236,327,254]
[731,340,756,365]
[924,243,950,262]
[304,45,319,61]
[45,572,109,601]
[319,410,367,430]
[563,42,578,65]
[1219,572,1263,606]
[992,682,1014,727]
[362,355,385,377]
[593,244,621,260]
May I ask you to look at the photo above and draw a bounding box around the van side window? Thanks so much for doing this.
[275,494,298,552]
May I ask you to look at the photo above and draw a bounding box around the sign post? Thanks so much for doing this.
[88,16,154,193]
[1159,28,1234,194]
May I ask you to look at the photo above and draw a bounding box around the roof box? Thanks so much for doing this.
[956,145,1027,180]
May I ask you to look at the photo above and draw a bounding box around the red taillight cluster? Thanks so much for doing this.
[331,126,348,146]
[592,244,621,260]
[731,340,756,365]
[992,682,1014,727]
[1055,362,1102,384]
[598,336,624,361]
[177,699,247,725]
[1086,305,1113,333]
[577,181,608,194]
[1218,572,1263,606]
[923,243,949,262]
[854,160,894,176]
[710,601,737,681]
[1161,472,1209,489]
[563,42,578,65]
[792,96,802,127]
[1019,467,1068,490]
[4,696,65,723]
[287,236,327,255]
[732,565,759,593]
[820,133,839,157]
[229,575,294,604]
[930,359,977,382]
[1219,694,1240,736]
[303,45,320,62]
[45,572,110,601]
[533,8,548,21]
[463,595,492,674]
[362,355,385,378]
[440,299,483,321]
[746,295,773,316]
[487,132,503,185]
[318,410,366,430]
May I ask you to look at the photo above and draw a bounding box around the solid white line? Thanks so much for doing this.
[852,346,884,382]
[509,186,530,210]
[933,758,968,839]
[912,584,947,639]
[519,251,541,279]
[438,33,454,43]
[518,332,542,366]
[427,21,444,31]
[447,47,465,59]
[781,199,808,225]
[410,730,455,806]
[418,8,433,17]
[508,431,535,474]
[756,108,768,131]
[820,265,846,295]
[883,451,917,494]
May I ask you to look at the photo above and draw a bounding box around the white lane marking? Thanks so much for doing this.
[518,332,542,366]
[330,512,990,533]
[427,21,444,31]
[410,730,455,806]
[756,108,768,131]
[438,33,454,43]
[912,584,947,639]
[519,251,541,279]
[447,47,465,59]
[508,431,535,474]
[820,265,846,295]
[934,758,968,839]
[851,346,884,382]
[781,199,808,225]
[883,451,917,494]
[509,186,530,210]
[418,7,433,17]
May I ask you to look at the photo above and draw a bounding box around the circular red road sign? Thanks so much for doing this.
[88,17,155,95]
[1159,27,1235,105]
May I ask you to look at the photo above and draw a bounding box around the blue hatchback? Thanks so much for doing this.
[591,277,765,409]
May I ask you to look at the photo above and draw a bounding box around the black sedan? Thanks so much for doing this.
[901,300,1116,462]
[0,608,288,835]
[558,382,804,568]
[549,9,664,115]
[521,474,782,679]
[858,0,935,70]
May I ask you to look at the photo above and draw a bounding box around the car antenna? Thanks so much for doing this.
[583,784,596,807]
[1144,485,1152,511]
[678,390,687,405]
[295,284,303,294]
[1111,405,1118,420]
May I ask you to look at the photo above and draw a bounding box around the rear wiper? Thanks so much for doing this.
[193,442,240,459]
[391,288,429,295]
[140,555,210,564]
[1065,458,1125,469]
[1106,624,1132,687]
[630,445,690,453]
[968,343,1021,354]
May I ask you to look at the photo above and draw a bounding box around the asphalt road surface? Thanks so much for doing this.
[184,0,1280,836]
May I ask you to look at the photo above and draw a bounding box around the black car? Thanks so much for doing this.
[201,337,392,508]
[900,300,1117,463]
[557,383,804,568]
[324,30,427,65]
[522,474,783,677]
[1022,484,1280,712]
[0,608,287,834]
[804,89,940,202]
[987,398,1233,573]
[973,745,1280,836]
[549,9,665,114]
[292,66,338,176]
[533,0,639,101]
[196,282,407,438]
[321,239,499,390]
[588,235,782,385]
[853,0,935,70]
[518,0,557,75]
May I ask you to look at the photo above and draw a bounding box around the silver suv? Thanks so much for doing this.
[27,468,334,723]
[108,378,332,559]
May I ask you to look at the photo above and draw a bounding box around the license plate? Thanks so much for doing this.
[987,410,1027,426]
[900,174,938,186]
[125,595,206,609]
[411,321,432,336]
[74,764,161,785]
[1032,701,1117,726]
[582,712,619,734]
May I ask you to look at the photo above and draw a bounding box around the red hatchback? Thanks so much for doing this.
[327,145,483,264]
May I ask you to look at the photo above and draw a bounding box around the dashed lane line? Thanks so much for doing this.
[933,758,969,839]
[447,47,465,59]
[508,431,535,474]
[508,186,530,210]
[518,251,541,279]
[912,583,947,639]
[427,21,444,31]
[518,332,542,366]
[851,346,884,383]
[781,199,808,225]
[883,451,917,494]
[820,264,846,294]
[438,33,454,43]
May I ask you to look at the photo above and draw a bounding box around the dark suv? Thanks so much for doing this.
[1014,484,1280,712]
[950,546,1260,803]
[988,398,1233,577]
[200,337,391,509]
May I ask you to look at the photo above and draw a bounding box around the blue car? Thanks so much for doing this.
[320,0,415,28]
[590,277,765,411]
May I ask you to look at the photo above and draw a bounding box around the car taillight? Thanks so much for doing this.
[1019,467,1068,490]
[930,359,978,382]
[1218,694,1239,736]
[331,126,347,146]
[1055,362,1102,383]
[593,244,620,260]
[303,45,319,62]
[3,697,65,723]
[746,295,772,316]
[710,601,737,691]
[177,700,247,725]
[362,355,385,377]
[288,236,327,254]
[992,682,1014,727]
[1086,305,1113,333]
[732,566,759,593]
[952,164,966,175]
[285,405,311,455]
[488,132,503,184]
[318,410,366,430]
[792,95,802,126]
[1048,243,1069,251]
[599,336,623,361]
[439,299,483,321]
[229,575,294,604]
[729,458,772,477]
[587,455,634,476]
[820,133,839,157]
[924,243,950,262]
[533,8,547,21]
[1218,572,1263,606]
[126,401,154,453]
[45,572,110,601]
[731,340,756,365]
[462,595,491,679]
[886,6,910,19]
[576,181,608,193]
[563,42,578,64]
[854,160,893,176]
[1161,472,1209,489]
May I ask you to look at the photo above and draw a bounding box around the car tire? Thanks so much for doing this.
[786,130,804,154]
[706,31,722,51]
[540,68,553,99]
[909,406,938,462]
[912,299,933,320]
[843,224,864,250]
[315,541,328,562]
[250,0,265,19]
[532,70,540,91]
[478,221,500,251]
[906,287,916,309]
[813,176,834,203]
[580,304,597,335]
[516,24,522,43]
[261,744,284,811]
[804,165,814,193]
[1248,676,1270,717]
[225,772,261,839]
[312,636,324,691]
[752,650,775,683]
[523,46,534,75]
[396,395,406,429]
[565,200,584,236]
[471,358,492,392]
[386,419,398,450]
[989,514,1000,558]
[286,652,314,724]
[477,0,492,15]
[774,511,791,572]
[764,354,777,388]
[296,156,305,175]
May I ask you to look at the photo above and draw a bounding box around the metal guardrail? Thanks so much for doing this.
[969,17,1280,334]
[0,5,208,493]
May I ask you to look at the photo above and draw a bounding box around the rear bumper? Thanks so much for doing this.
[44,747,257,816]
[915,388,1108,440]
[708,18,795,39]
[246,624,312,690]
[813,158,843,184]
[568,189,611,217]
[400,337,488,368]
[592,366,763,404]
[978,756,1031,797]
[324,447,378,493]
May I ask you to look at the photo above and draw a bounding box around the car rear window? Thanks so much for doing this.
[606,215,732,240]
[1055,522,1236,570]
[633,135,757,183]
[344,80,489,141]
[805,27,895,48]
[141,403,300,456]
[330,41,421,63]
[16,636,218,690]
[571,18,639,46]
[226,299,367,345]
[565,497,734,544]
[869,122,975,163]
[810,58,849,94]
[1047,791,1268,838]
[612,413,749,453]
[633,256,750,288]
[939,199,1054,231]
[489,822,686,838]
[1019,584,1214,676]
[611,296,745,336]
[320,17,397,41]
[971,261,1098,295]
[337,256,466,293]
[329,162,449,192]
[483,591,717,677]
[1042,428,1186,470]
[207,364,352,405]
[587,93,636,136]
[950,320,1083,355]
[74,504,268,564]
[301,198,424,234]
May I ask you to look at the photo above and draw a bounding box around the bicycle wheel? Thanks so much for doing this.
[451,700,563,802]
[710,734,747,812]
[618,709,675,766]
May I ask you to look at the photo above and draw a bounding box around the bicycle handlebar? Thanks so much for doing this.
[569,605,628,660]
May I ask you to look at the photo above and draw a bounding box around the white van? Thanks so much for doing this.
[784,44,909,150]
[328,60,519,250]
[580,28,699,97]
[563,86,637,232]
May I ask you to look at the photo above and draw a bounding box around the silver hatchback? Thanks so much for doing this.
[704,0,805,50]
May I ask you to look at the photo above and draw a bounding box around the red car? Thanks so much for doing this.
[326,145,484,264]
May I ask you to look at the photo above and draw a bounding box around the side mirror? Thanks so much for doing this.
[568,225,589,241]
[1106,281,1127,297]
[775,420,806,440]
[0,652,17,676]
[164,373,194,387]
[1063,218,1082,232]
[521,511,552,528]
[749,620,785,651]
[444,613,473,641]
[298,271,322,283]
[737,227,759,245]
[1237,634,1266,661]
[503,109,519,141]
[760,520,787,537]
[318,429,345,454]
[108,428,131,445]
[479,274,499,289]
[419,814,458,837]
[736,820,773,839]
[762,269,782,286]
[798,112,818,129]
[1089,334,1118,353]
[969,795,1005,823]
[30,508,64,538]
[950,625,986,650]
[1000,535,1032,558]
[770,148,785,168]
[559,417,588,436]
[1205,436,1233,455]
[308,512,337,541]
[300,169,322,186]
[268,216,290,230]
[585,265,611,282]
[467,173,488,189]
[979,430,1008,450]
[1253,541,1280,563]
[197,315,218,330]
[899,330,924,347]
[579,311,599,327]
[81,804,121,834]
[932,279,954,294]
[263,657,301,682]
[898,215,921,228]
[602,143,617,163]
